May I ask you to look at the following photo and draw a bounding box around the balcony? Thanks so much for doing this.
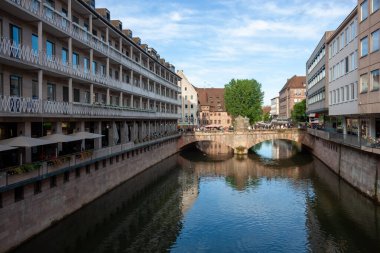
[0,95,180,119]
[6,0,180,92]
[0,37,180,106]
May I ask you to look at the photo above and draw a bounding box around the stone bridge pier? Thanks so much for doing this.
[178,129,305,154]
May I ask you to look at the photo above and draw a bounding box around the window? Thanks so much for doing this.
[361,36,368,56]
[191,104,193,109]
[47,83,55,101]
[72,15,79,24]
[190,95,193,100]
[341,87,344,102]
[346,85,349,101]
[185,104,188,108]
[345,57,349,73]
[351,83,355,99]
[73,88,80,102]
[72,52,79,69]
[63,86,69,102]
[340,33,345,49]
[372,0,380,13]
[32,79,38,99]
[10,24,21,58]
[100,65,105,76]
[92,61,97,74]
[10,75,22,97]
[84,58,89,73]
[371,30,380,52]
[350,21,356,40]
[337,89,340,103]
[360,73,369,93]
[361,0,368,21]
[345,28,349,45]
[32,34,38,55]
[371,69,380,91]
[62,48,68,65]
[46,40,55,60]
[184,87,187,91]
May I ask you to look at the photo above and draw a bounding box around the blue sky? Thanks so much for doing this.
[97,0,357,104]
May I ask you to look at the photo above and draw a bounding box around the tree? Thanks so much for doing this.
[291,99,307,123]
[224,79,264,124]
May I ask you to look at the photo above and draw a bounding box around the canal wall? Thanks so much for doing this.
[302,133,380,203]
[0,140,178,253]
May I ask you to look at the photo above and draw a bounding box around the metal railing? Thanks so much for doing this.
[0,37,180,107]
[0,133,181,190]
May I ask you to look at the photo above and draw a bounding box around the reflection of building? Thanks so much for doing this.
[327,8,359,134]
[271,140,299,159]
[196,88,232,128]
[306,31,334,125]
[270,97,279,118]
[177,70,199,128]
[180,165,199,214]
[279,75,306,120]
[196,141,234,157]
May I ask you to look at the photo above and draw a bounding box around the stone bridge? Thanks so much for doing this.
[178,129,306,154]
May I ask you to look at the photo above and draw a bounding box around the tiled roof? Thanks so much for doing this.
[195,88,226,112]
[280,75,306,93]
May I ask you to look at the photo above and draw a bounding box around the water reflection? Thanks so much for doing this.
[251,139,301,159]
[12,141,380,253]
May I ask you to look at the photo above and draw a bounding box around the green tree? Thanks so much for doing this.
[262,111,271,122]
[291,99,307,123]
[224,79,264,124]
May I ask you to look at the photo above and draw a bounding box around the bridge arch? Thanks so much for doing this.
[178,129,305,154]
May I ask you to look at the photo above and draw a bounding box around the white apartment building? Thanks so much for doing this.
[327,8,359,133]
[270,97,279,118]
[177,70,199,128]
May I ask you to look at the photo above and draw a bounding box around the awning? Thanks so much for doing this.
[0,136,55,147]
[0,144,17,152]
[70,131,104,139]
[40,133,82,143]
[205,124,221,128]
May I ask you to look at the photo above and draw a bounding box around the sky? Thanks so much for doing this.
[97,0,357,105]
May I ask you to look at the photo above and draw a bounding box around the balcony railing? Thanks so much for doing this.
[7,0,180,92]
[0,37,180,106]
[0,95,180,119]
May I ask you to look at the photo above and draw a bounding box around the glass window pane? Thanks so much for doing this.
[361,0,368,21]
[371,30,380,52]
[10,75,21,97]
[32,34,38,55]
[361,37,368,56]
[46,40,54,60]
[62,48,68,65]
[371,69,380,91]
[360,74,368,93]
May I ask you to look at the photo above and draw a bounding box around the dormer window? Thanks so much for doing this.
[118,23,122,30]
[106,12,110,21]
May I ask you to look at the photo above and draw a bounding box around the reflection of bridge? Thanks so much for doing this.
[178,129,305,154]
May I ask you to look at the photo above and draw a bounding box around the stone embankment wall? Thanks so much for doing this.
[0,140,178,253]
[302,134,380,203]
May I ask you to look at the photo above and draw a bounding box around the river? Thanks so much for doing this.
[12,140,380,253]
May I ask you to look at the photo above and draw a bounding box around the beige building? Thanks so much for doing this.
[278,75,306,119]
[358,0,380,138]
[0,0,180,166]
[270,97,279,118]
[196,88,232,128]
[177,70,199,128]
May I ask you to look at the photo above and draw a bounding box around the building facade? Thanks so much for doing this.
[327,8,359,134]
[358,0,380,138]
[278,75,306,120]
[196,88,232,128]
[177,70,199,128]
[270,97,279,118]
[0,0,180,165]
[306,31,334,125]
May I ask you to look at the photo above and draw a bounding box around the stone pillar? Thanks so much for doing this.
[68,37,72,65]
[131,70,134,85]
[79,121,85,151]
[105,27,109,44]
[140,97,143,109]
[121,121,127,144]
[38,70,43,100]
[342,116,347,135]
[56,122,63,154]
[38,21,43,62]
[106,88,110,105]
[139,52,142,64]
[106,58,110,77]
[119,92,123,107]
[130,45,133,59]
[90,84,94,104]
[108,121,115,146]
[130,94,134,108]
[67,0,72,21]
[139,75,142,88]
[89,49,93,72]
[119,65,123,81]
[119,37,122,51]
[68,78,73,103]
[94,121,102,149]
[18,121,32,163]
[89,14,92,33]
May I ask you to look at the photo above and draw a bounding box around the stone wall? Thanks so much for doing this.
[0,140,178,253]
[302,134,380,202]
